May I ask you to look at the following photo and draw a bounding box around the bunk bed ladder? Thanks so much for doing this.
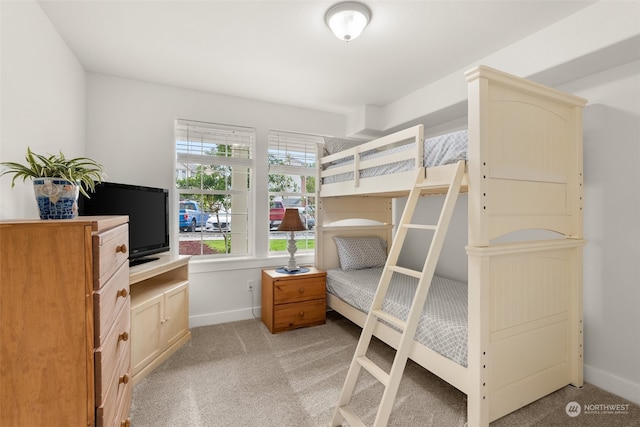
[331,160,466,427]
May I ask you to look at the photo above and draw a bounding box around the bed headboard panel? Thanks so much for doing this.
[318,196,392,225]
[316,224,393,271]
[466,66,587,246]
[316,195,393,270]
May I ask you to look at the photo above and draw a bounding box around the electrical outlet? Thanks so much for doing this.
[247,279,255,292]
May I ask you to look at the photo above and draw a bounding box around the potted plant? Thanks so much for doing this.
[0,147,105,219]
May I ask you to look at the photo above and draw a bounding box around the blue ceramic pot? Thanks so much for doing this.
[33,178,79,219]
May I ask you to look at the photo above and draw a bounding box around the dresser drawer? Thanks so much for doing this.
[96,337,132,427]
[94,261,130,346]
[273,277,326,304]
[93,224,129,289]
[95,304,131,406]
[273,299,326,332]
[114,380,132,427]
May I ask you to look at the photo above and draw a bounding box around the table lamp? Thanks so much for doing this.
[277,208,307,272]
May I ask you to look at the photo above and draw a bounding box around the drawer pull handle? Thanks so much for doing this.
[299,311,305,318]
[117,288,128,298]
[116,244,127,254]
[119,374,130,385]
[298,288,305,293]
[118,331,129,342]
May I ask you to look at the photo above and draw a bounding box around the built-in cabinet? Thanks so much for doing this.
[129,254,191,385]
[0,216,131,427]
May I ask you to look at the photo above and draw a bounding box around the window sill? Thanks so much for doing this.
[187,252,315,274]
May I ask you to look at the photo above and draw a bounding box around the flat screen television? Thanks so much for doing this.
[78,182,170,266]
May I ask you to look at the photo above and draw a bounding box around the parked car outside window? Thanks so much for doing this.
[269,200,285,229]
[206,210,232,232]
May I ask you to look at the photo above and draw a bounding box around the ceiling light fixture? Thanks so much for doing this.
[325,2,371,42]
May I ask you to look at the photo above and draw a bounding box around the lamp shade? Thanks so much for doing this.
[325,2,371,42]
[277,208,306,232]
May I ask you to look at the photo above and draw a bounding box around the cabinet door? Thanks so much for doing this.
[131,295,163,375]
[163,282,189,348]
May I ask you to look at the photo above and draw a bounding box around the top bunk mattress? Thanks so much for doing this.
[322,129,468,185]
[326,267,468,367]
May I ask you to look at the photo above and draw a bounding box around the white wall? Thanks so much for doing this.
[0,0,86,220]
[559,60,640,405]
[85,73,346,326]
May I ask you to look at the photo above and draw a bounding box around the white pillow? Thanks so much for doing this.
[333,235,388,271]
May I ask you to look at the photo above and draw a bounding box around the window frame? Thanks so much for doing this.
[267,130,323,256]
[175,119,254,259]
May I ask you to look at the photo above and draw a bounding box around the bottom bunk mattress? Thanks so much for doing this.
[326,267,468,367]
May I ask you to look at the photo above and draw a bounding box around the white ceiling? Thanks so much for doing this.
[38,0,595,115]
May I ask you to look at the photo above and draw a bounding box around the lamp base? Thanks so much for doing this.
[281,265,300,273]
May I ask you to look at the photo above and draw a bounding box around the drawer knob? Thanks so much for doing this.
[116,244,127,254]
[299,311,305,318]
[117,288,128,298]
[119,374,130,385]
[298,288,305,293]
[118,331,129,342]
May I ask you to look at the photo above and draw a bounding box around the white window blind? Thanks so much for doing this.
[175,119,254,257]
[267,130,321,252]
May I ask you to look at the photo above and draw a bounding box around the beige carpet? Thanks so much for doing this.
[130,311,639,426]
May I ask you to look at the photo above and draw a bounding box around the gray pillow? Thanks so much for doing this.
[333,235,388,271]
[324,137,368,156]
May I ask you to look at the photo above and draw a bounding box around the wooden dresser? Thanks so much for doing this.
[0,216,132,426]
[261,267,326,333]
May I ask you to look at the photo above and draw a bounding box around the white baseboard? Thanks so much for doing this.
[189,307,262,328]
[584,364,640,405]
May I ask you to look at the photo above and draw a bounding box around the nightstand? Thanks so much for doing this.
[261,267,327,333]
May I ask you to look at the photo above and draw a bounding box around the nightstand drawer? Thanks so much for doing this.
[273,277,326,304]
[273,299,326,332]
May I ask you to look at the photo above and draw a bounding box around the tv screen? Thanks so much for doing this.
[78,182,170,265]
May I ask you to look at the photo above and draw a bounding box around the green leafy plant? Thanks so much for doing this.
[0,147,105,197]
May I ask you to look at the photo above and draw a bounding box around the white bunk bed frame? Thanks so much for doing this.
[316,66,587,426]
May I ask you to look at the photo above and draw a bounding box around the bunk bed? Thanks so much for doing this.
[315,65,587,426]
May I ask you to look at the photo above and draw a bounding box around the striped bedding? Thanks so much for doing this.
[322,129,468,185]
[326,267,468,367]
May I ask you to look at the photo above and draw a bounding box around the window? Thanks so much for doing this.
[268,130,321,254]
[175,120,253,257]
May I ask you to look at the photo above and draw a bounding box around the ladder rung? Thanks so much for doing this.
[357,356,390,386]
[415,181,451,189]
[371,309,407,331]
[388,265,422,279]
[338,406,367,427]
[402,223,437,230]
